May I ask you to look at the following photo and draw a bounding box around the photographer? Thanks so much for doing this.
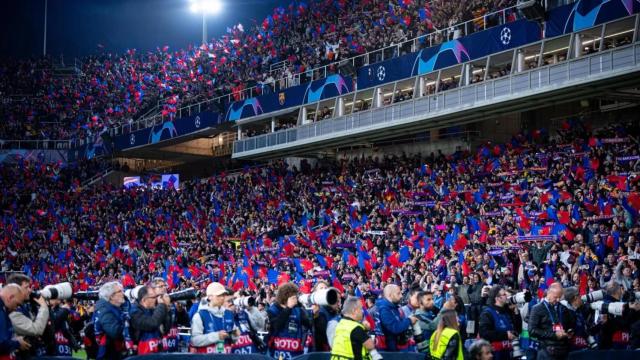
[529,283,571,360]
[129,285,170,354]
[478,286,517,360]
[598,281,640,349]
[150,278,179,352]
[330,296,381,360]
[1,284,31,358]
[469,339,493,360]
[94,281,129,360]
[190,282,238,354]
[560,287,590,352]
[225,292,262,354]
[266,282,312,360]
[49,298,79,356]
[6,274,52,357]
[313,281,341,351]
[373,284,417,352]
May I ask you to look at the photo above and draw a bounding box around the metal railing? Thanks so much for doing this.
[233,43,640,155]
[0,139,76,150]
[110,4,522,137]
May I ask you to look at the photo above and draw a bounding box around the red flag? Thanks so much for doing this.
[332,277,345,293]
[424,245,435,261]
[453,235,468,252]
[381,267,394,282]
[387,252,401,267]
[300,259,313,272]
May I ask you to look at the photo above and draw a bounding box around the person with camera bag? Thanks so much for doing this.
[149,278,179,352]
[560,287,591,352]
[93,281,130,360]
[478,286,517,360]
[225,292,263,354]
[373,284,417,352]
[6,274,52,358]
[1,284,31,359]
[330,296,382,360]
[429,309,464,360]
[49,298,79,356]
[312,281,341,351]
[529,283,571,360]
[129,285,170,354]
[190,282,238,354]
[597,281,640,349]
[266,282,312,360]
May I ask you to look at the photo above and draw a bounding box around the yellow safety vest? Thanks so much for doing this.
[330,318,371,360]
[429,327,463,360]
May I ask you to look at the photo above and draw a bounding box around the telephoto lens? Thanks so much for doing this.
[232,296,256,308]
[168,287,199,301]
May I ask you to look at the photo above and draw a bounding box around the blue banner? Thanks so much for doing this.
[225,74,353,121]
[114,111,222,151]
[545,0,639,38]
[357,20,542,89]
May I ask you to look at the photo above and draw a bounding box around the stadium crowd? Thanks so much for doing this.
[0,0,518,143]
[0,117,640,359]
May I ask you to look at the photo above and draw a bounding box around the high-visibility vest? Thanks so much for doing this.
[429,328,463,360]
[330,318,371,360]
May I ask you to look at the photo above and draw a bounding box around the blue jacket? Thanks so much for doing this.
[94,299,126,360]
[374,298,412,351]
[0,299,19,356]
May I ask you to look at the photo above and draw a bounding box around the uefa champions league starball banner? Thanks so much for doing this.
[545,0,640,38]
[357,20,542,90]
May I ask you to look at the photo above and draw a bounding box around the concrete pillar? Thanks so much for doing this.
[271,117,276,132]
[573,33,583,58]
[418,77,425,97]
[301,107,308,125]
[375,88,384,108]
[464,64,472,86]
[237,125,242,140]
[337,98,344,117]
[517,49,525,73]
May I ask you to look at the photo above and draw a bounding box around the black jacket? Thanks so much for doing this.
[529,300,572,350]
[129,303,168,341]
[478,304,520,343]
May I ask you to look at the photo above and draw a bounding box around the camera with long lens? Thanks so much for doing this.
[73,290,99,301]
[168,287,199,301]
[125,285,144,303]
[298,288,339,309]
[581,290,604,303]
[590,301,627,316]
[511,339,524,358]
[31,282,73,300]
[412,322,429,353]
[233,296,256,308]
[507,290,532,305]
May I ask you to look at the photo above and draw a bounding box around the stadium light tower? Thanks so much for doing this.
[189,0,222,45]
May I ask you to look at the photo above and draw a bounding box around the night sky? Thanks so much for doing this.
[0,0,287,60]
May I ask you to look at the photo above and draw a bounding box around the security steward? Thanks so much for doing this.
[330,296,382,360]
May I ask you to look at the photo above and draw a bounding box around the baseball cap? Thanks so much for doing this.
[206,282,228,296]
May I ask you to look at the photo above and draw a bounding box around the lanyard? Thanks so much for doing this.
[543,301,561,325]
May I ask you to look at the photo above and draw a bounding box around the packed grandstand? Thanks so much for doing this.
[1,0,640,359]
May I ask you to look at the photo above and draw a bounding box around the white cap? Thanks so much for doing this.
[206,282,227,296]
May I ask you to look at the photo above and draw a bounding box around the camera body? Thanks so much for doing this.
[511,339,524,358]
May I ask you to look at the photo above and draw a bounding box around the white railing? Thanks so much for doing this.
[233,43,640,155]
[0,139,76,150]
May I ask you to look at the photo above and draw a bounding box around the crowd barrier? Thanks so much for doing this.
[291,352,426,360]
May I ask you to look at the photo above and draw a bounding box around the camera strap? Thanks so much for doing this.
[543,301,562,328]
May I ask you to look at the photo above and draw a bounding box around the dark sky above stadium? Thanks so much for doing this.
[1,0,286,60]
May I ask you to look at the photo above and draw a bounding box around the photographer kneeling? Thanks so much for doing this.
[130,285,170,354]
